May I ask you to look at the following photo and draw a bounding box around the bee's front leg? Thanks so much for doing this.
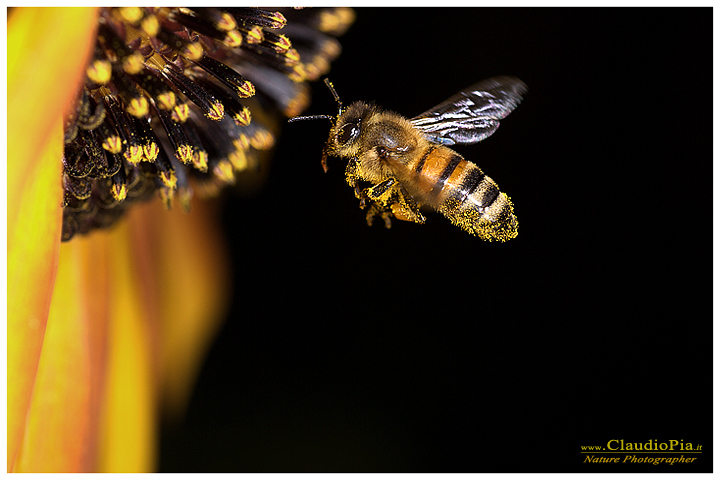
[345,158,367,208]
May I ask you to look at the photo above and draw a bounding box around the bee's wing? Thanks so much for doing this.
[410,76,527,146]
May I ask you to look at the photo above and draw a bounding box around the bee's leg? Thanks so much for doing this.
[344,158,367,209]
[390,187,426,224]
[363,178,426,227]
[366,202,393,229]
[364,178,396,200]
[363,178,399,229]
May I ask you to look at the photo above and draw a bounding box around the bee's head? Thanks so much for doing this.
[289,79,373,172]
[329,101,379,155]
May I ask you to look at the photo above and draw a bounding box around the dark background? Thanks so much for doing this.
[160,8,712,472]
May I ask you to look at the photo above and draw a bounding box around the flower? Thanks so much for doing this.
[8,7,352,472]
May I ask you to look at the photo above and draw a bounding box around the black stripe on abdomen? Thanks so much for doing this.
[457,167,485,204]
[435,154,463,192]
[476,183,500,208]
[414,145,437,173]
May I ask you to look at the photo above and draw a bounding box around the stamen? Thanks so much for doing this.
[154,147,178,189]
[153,101,194,164]
[110,165,128,201]
[182,120,210,172]
[195,55,255,98]
[129,68,177,110]
[227,8,287,30]
[162,65,225,121]
[238,24,264,45]
[263,32,292,53]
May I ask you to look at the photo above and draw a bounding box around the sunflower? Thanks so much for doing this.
[8,7,353,472]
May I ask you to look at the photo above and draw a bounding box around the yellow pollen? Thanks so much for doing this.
[267,12,287,29]
[111,183,128,202]
[288,64,306,83]
[216,12,237,31]
[176,145,194,164]
[229,150,248,171]
[284,48,301,65]
[172,103,190,123]
[160,170,177,189]
[182,42,204,61]
[124,145,143,164]
[318,8,356,35]
[245,25,264,44]
[126,97,149,117]
[214,160,235,183]
[102,135,123,154]
[117,7,143,24]
[286,91,310,118]
[157,91,176,110]
[233,107,251,126]
[141,15,160,37]
[192,150,208,172]
[322,39,342,58]
[208,101,225,121]
[87,59,112,85]
[271,34,291,53]
[236,80,255,98]
[251,130,275,149]
[122,52,145,75]
[223,30,243,48]
[143,142,159,161]
[234,133,250,150]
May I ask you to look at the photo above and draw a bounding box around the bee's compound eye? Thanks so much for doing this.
[337,121,360,145]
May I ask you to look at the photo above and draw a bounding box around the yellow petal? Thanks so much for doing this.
[95,198,231,471]
[7,7,98,472]
[14,234,112,472]
[9,8,232,472]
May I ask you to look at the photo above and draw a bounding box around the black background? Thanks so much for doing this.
[159,7,712,473]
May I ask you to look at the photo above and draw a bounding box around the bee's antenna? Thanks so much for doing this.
[287,78,344,173]
[323,78,343,116]
[288,78,344,123]
[287,114,334,123]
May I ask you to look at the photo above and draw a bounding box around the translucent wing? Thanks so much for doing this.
[410,76,527,146]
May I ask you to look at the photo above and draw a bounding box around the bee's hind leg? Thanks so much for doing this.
[364,178,426,229]
[363,178,398,229]
[389,186,426,225]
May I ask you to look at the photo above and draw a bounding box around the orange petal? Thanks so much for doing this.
[125,198,232,420]
[7,7,98,472]
[96,221,157,473]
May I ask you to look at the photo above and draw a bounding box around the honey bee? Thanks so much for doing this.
[289,77,527,241]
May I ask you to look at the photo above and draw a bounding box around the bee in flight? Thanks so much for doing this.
[289,76,527,241]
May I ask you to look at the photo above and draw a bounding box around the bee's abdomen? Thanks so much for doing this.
[411,145,518,241]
